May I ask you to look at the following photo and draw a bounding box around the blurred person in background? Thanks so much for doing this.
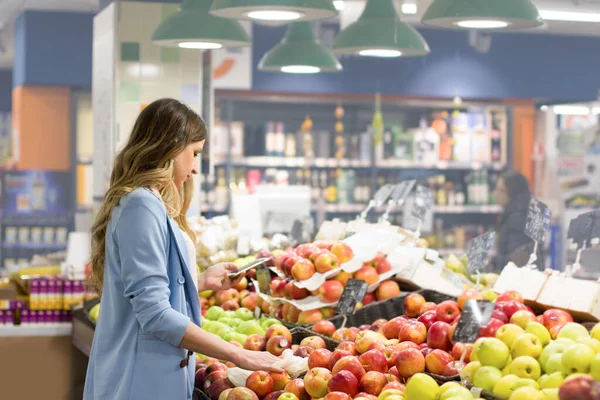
[492,171,544,272]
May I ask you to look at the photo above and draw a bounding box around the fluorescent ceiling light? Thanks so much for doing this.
[593,107,600,115]
[402,3,417,15]
[333,0,344,11]
[552,105,592,115]
[455,20,509,29]
[281,65,321,74]
[539,10,600,23]
[178,42,223,49]
[246,10,303,21]
[359,49,402,57]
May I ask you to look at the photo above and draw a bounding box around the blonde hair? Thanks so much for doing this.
[91,99,206,294]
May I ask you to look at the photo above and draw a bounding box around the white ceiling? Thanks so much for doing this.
[0,0,599,70]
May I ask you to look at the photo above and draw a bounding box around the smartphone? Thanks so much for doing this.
[228,257,271,279]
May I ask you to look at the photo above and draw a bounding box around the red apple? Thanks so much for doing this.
[417,311,438,331]
[312,320,336,337]
[362,292,377,306]
[222,299,239,311]
[315,252,340,274]
[398,320,427,345]
[266,324,292,342]
[376,281,401,301]
[424,350,454,375]
[309,249,329,264]
[204,371,228,394]
[388,367,399,379]
[404,293,426,318]
[263,391,284,400]
[215,289,239,306]
[284,282,310,300]
[442,361,464,377]
[314,240,336,250]
[308,348,332,369]
[427,321,452,351]
[205,363,228,376]
[419,302,437,315]
[195,367,208,390]
[292,258,316,281]
[320,280,345,303]
[558,375,600,400]
[336,341,358,355]
[301,336,326,350]
[542,308,574,331]
[451,343,473,363]
[491,309,508,324]
[382,382,405,393]
[296,244,319,259]
[226,387,259,400]
[550,322,567,340]
[393,341,420,352]
[270,371,292,391]
[420,347,434,357]
[359,349,388,373]
[298,309,323,325]
[457,290,485,310]
[233,276,248,291]
[373,319,388,326]
[324,392,352,400]
[304,368,333,399]
[328,370,360,397]
[209,378,235,400]
[359,371,387,396]
[368,342,386,352]
[494,300,527,320]
[435,301,461,324]
[384,374,400,384]
[380,318,408,340]
[497,290,524,304]
[395,348,425,379]
[331,242,355,264]
[294,346,314,358]
[329,349,353,370]
[354,266,379,285]
[478,318,505,338]
[510,310,537,328]
[284,379,310,400]
[243,334,266,351]
[332,356,367,382]
[240,294,257,311]
[373,256,392,275]
[283,255,301,277]
[382,347,401,368]
[266,335,291,356]
[332,328,358,342]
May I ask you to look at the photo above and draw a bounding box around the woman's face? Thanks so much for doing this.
[494,177,510,207]
[173,140,204,189]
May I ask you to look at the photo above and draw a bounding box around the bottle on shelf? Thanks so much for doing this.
[275,122,286,157]
[326,170,338,204]
[265,122,275,156]
[215,169,228,206]
[346,170,356,204]
[337,169,347,205]
[285,132,296,158]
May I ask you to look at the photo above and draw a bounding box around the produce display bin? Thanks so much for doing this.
[290,327,340,352]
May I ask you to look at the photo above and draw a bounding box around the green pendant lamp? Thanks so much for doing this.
[259,22,342,74]
[152,0,250,49]
[422,0,543,30]
[332,0,429,58]
[210,0,337,22]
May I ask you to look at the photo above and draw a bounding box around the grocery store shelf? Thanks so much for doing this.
[436,248,467,256]
[320,204,502,214]
[200,204,228,213]
[215,157,371,168]
[0,323,71,337]
[377,160,506,171]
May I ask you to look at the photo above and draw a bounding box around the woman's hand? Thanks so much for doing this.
[234,350,284,373]
[198,262,244,291]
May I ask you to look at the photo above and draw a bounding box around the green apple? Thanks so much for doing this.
[511,333,543,359]
[537,372,564,389]
[541,388,559,400]
[473,337,510,369]
[260,318,281,329]
[496,324,525,348]
[510,387,543,400]
[492,374,521,398]
[237,320,266,336]
[557,322,590,342]
[473,366,503,392]
[206,321,232,336]
[403,373,439,400]
[221,317,240,328]
[234,307,254,321]
[526,322,551,347]
[202,320,213,330]
[482,289,498,302]
[590,352,600,380]
[561,343,595,374]
[439,386,472,400]
[544,354,565,375]
[461,361,481,383]
[577,337,600,353]
[515,378,539,390]
[509,356,542,380]
[439,382,462,397]
[228,332,248,345]
[590,323,600,341]
[554,338,574,345]
[200,290,214,299]
[539,342,570,371]
[222,310,236,319]
[205,306,225,321]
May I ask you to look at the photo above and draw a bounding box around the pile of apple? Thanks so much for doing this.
[200,279,260,316]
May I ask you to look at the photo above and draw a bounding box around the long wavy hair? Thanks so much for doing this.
[91,99,206,294]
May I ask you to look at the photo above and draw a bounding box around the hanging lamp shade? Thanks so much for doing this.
[152,0,250,49]
[259,22,342,74]
[421,0,543,30]
[332,0,429,58]
[210,0,338,22]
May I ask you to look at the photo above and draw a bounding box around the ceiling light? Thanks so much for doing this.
[210,0,338,22]
[333,1,344,11]
[539,10,600,23]
[402,2,417,15]
[152,0,249,49]
[422,0,543,30]
[333,0,430,58]
[552,105,591,115]
[258,22,342,74]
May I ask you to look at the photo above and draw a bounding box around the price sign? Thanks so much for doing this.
[391,180,416,205]
[290,220,304,246]
[256,267,272,296]
[373,185,394,207]
[411,185,434,222]
[335,279,368,315]
[567,212,594,249]
[451,300,495,344]
[591,211,600,246]
[524,197,552,243]
[467,231,496,274]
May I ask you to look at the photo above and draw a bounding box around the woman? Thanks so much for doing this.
[492,171,544,271]
[84,99,282,400]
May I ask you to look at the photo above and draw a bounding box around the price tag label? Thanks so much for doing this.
[373,185,394,207]
[411,185,434,222]
[567,213,594,249]
[335,279,368,315]
[451,300,495,344]
[467,231,496,274]
[256,267,272,296]
[591,210,600,246]
[391,180,416,206]
[524,197,551,243]
[290,220,304,246]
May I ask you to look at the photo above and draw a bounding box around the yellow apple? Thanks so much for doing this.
[492,374,520,398]
[541,388,559,400]
[525,322,551,347]
[474,337,510,369]
[590,323,600,341]
[473,366,503,392]
[461,361,481,383]
[561,343,595,375]
[496,324,525,348]
[537,372,564,389]
[509,356,542,380]
[590,352,600,380]
[510,387,543,400]
[557,322,590,342]
[577,337,600,353]
[511,333,543,359]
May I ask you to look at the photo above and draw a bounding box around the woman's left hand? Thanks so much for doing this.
[199,262,243,291]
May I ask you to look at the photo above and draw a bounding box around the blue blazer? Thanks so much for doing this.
[84,188,201,400]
